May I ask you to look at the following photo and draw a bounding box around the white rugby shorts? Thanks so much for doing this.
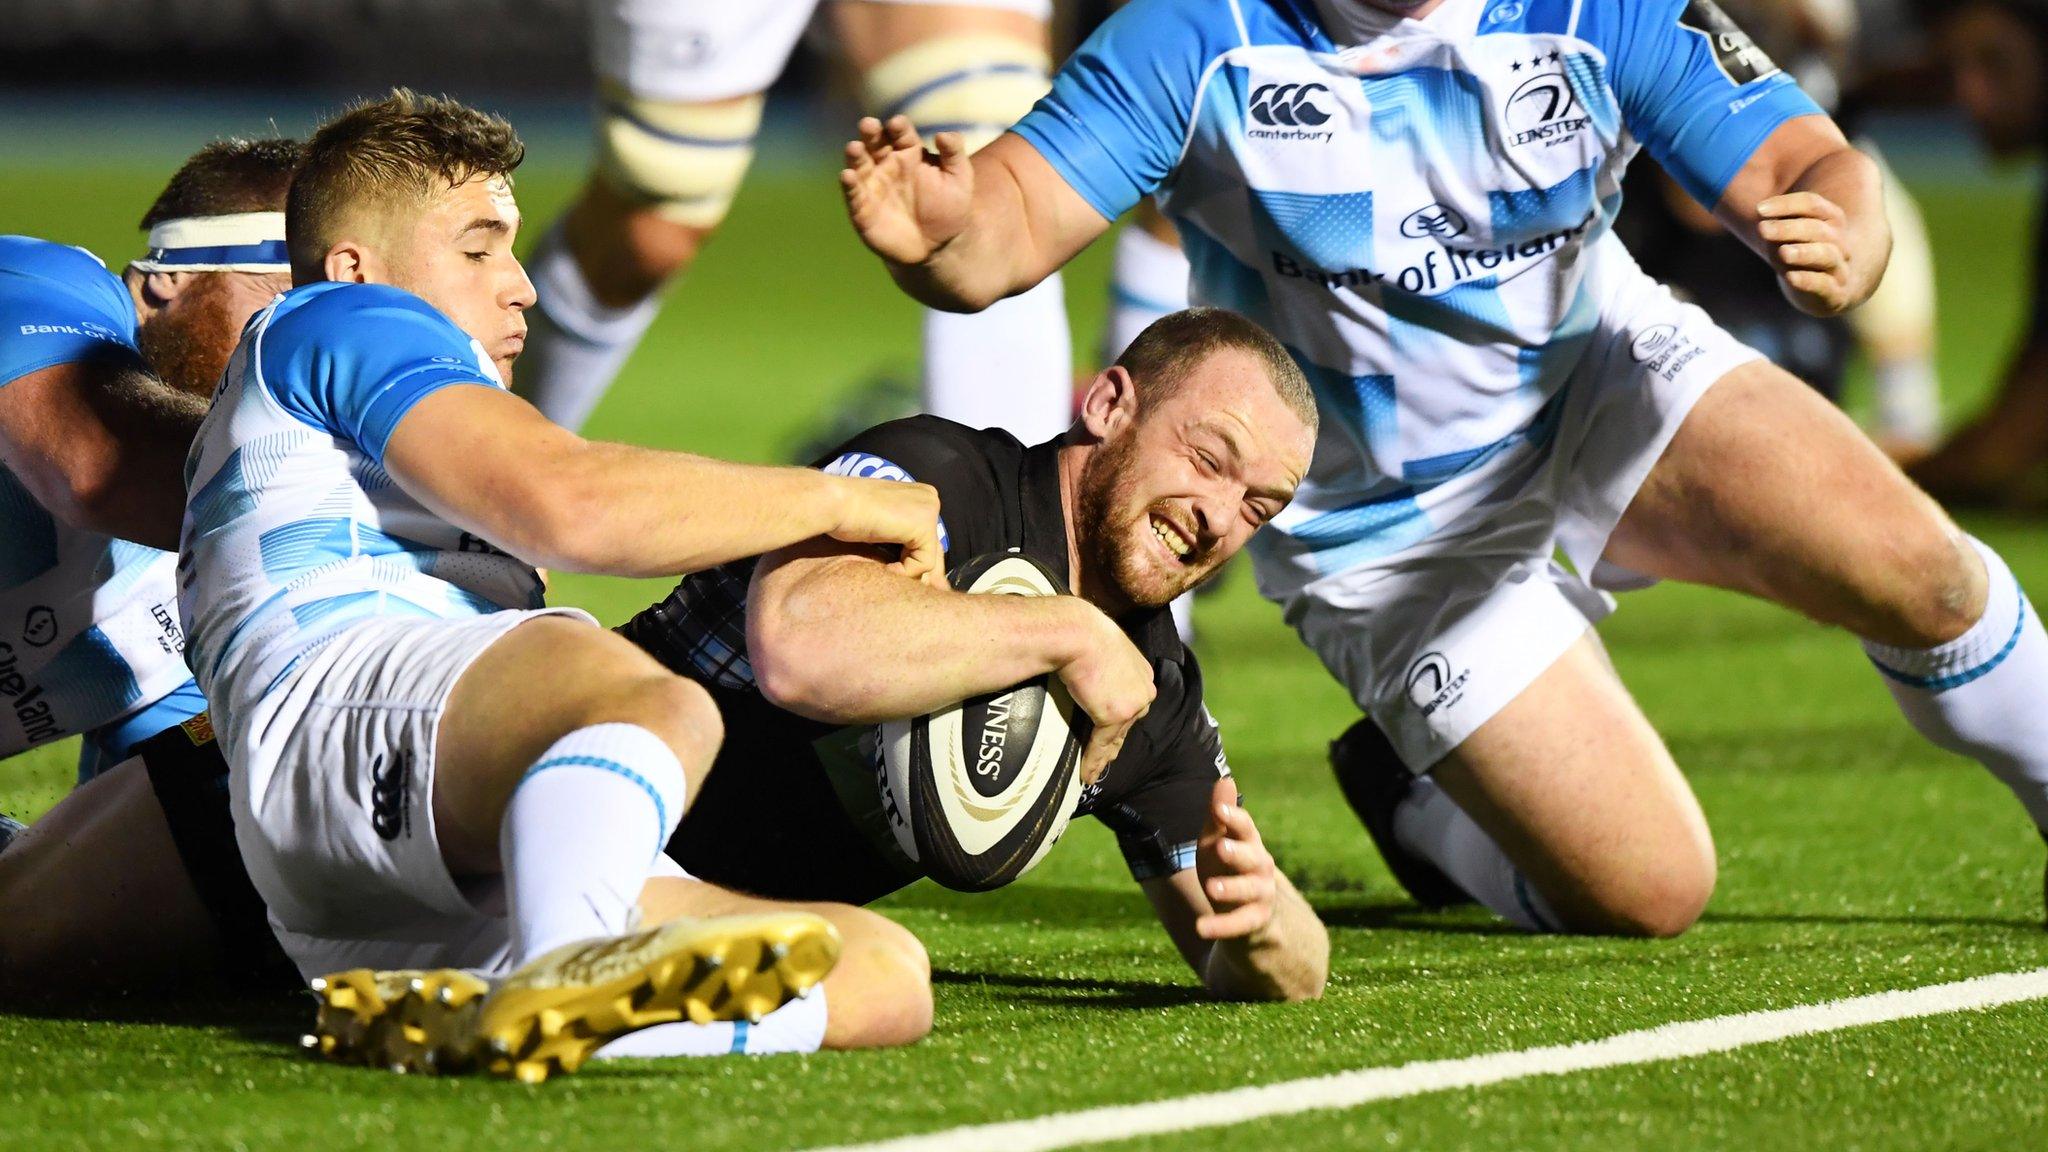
[594,0,1052,103]
[1259,251,1762,772]
[229,607,594,979]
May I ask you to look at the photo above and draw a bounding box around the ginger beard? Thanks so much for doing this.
[1075,426,1222,613]
[135,274,251,398]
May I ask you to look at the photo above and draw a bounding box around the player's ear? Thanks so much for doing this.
[135,270,190,310]
[1078,365,1139,440]
[322,240,373,285]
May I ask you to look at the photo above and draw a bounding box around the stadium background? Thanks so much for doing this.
[3,2,2046,1148]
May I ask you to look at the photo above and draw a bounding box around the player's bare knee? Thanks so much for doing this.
[1866,522,1984,648]
[824,910,933,1048]
[605,673,724,784]
[1592,844,1715,939]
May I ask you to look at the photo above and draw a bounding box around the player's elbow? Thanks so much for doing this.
[493,469,627,574]
[749,576,890,724]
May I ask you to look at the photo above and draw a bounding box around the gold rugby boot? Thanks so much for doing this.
[475,912,840,1084]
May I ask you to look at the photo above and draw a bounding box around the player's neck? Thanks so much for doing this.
[1054,440,1133,618]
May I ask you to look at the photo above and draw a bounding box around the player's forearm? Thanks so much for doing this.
[516,444,863,577]
[1201,873,1329,1003]
[750,554,1095,724]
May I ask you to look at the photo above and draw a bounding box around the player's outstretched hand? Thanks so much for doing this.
[1195,777,1276,941]
[840,115,974,267]
[823,474,947,588]
[1056,606,1156,786]
[1759,191,1865,317]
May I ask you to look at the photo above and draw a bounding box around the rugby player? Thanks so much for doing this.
[842,0,2048,934]
[624,306,1330,1001]
[517,0,1074,442]
[0,140,304,993]
[179,90,946,1081]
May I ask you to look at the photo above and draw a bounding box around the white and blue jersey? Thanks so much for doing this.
[1013,0,1820,590]
[179,282,543,758]
[0,235,201,773]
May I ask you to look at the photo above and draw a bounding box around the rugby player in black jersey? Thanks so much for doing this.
[622,306,1329,1003]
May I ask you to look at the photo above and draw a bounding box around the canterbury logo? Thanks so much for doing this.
[1250,83,1331,127]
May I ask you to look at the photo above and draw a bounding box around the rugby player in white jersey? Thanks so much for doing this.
[0,140,304,994]
[179,91,945,1081]
[842,0,2048,934]
[516,0,1074,442]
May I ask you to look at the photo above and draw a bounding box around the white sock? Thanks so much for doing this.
[921,273,1072,443]
[591,986,828,1059]
[1872,357,1942,450]
[1865,537,2048,833]
[500,723,687,965]
[1101,223,1190,363]
[514,221,662,431]
[1392,774,1564,932]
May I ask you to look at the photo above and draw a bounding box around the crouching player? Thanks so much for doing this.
[0,140,302,992]
[178,91,946,1082]
[624,308,1330,1001]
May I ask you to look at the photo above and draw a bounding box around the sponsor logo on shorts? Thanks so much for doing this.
[1248,83,1336,143]
[21,606,55,647]
[370,750,415,841]
[1504,60,1590,150]
[0,640,58,746]
[1630,323,1707,381]
[1678,0,1781,87]
[1400,204,1471,242]
[1406,651,1470,718]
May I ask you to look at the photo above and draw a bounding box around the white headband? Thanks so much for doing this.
[129,211,289,273]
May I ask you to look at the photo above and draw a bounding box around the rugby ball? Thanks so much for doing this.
[879,553,1088,891]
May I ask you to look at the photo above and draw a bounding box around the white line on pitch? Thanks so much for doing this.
[799,967,2048,1152]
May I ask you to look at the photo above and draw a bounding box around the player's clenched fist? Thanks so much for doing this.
[1054,603,1157,785]
[1195,778,1277,942]
[820,474,946,587]
[840,115,975,266]
[1758,191,1874,318]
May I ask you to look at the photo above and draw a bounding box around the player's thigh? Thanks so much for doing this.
[639,875,932,1048]
[1432,632,1717,938]
[0,761,218,995]
[1604,357,1984,649]
[831,0,1050,67]
[434,615,723,873]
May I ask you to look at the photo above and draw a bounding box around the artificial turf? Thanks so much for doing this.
[2,124,2046,1151]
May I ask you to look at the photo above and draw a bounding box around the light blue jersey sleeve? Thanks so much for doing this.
[1584,0,1825,207]
[1010,0,1236,222]
[257,283,499,467]
[0,236,143,390]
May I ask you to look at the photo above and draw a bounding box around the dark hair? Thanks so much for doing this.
[287,88,524,281]
[1115,307,1319,434]
[140,137,304,230]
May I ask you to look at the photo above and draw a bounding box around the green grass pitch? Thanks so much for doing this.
[3,144,2047,1151]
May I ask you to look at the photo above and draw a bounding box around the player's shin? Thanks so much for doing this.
[1101,222,1191,366]
[515,221,662,431]
[591,986,827,1058]
[501,722,689,963]
[921,275,1072,442]
[1864,537,2048,834]
[1392,776,1566,933]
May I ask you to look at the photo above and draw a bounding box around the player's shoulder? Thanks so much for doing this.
[1092,0,1257,59]
[256,282,474,372]
[1564,0,1695,51]
[822,415,1020,488]
[0,234,116,287]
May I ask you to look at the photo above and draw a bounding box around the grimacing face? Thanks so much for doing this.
[381,172,535,382]
[1075,350,1315,613]
[1940,5,2047,158]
